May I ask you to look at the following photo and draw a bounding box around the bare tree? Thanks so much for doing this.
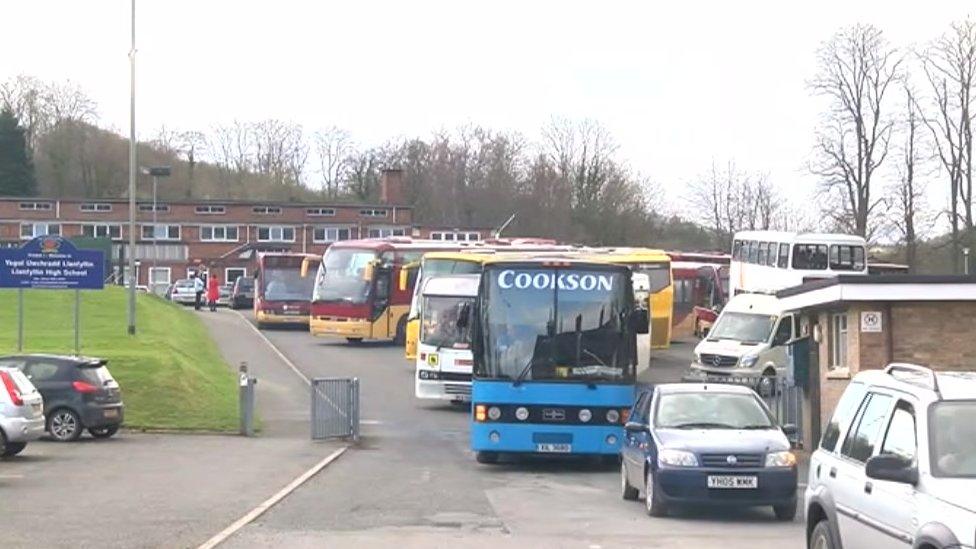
[888,83,933,271]
[0,75,97,154]
[313,126,353,197]
[252,119,307,187]
[810,24,903,239]
[690,161,781,249]
[918,19,976,271]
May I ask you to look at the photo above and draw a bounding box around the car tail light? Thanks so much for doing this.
[72,380,99,394]
[0,371,23,406]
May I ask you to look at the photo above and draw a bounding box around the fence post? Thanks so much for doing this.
[239,362,256,437]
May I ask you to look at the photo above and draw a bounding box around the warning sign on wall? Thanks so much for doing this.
[861,311,883,333]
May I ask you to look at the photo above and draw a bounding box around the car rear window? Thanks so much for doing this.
[77,365,114,385]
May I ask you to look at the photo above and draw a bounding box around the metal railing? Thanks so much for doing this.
[311,377,360,441]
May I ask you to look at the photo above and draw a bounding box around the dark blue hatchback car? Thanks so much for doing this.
[620,383,797,520]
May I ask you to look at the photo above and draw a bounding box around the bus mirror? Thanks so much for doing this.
[363,262,375,282]
[398,269,409,292]
[631,309,649,334]
[300,258,311,278]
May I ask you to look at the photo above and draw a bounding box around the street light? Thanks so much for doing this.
[965,247,971,276]
[127,0,137,335]
[141,166,171,294]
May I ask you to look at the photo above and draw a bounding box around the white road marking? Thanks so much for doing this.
[196,446,348,549]
[232,310,311,385]
[0,474,24,479]
[229,309,381,425]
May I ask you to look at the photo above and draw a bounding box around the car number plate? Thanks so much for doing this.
[536,443,571,453]
[707,475,758,489]
[103,408,119,419]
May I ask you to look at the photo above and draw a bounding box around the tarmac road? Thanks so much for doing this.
[222,324,805,549]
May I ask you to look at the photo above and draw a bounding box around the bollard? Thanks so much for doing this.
[239,362,257,437]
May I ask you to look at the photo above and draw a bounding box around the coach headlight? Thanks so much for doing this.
[515,407,529,421]
[606,409,620,423]
[578,409,592,423]
[487,406,502,421]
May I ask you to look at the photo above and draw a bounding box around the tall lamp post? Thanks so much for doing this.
[965,247,971,276]
[127,0,137,335]
[141,166,171,294]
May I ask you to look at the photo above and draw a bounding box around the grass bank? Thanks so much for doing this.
[0,287,238,431]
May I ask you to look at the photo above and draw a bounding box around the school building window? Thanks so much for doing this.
[80,203,113,212]
[20,222,60,239]
[200,226,239,242]
[257,226,295,242]
[141,224,181,241]
[82,224,123,240]
[313,227,351,243]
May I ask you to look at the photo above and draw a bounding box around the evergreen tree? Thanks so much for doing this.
[0,108,37,196]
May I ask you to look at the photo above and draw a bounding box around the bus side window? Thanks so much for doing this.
[757,242,767,265]
[732,240,742,260]
[766,243,777,267]
[748,241,758,264]
[778,243,789,268]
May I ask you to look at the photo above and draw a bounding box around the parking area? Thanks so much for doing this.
[2,310,806,548]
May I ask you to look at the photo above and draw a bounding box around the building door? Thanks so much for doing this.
[149,267,172,297]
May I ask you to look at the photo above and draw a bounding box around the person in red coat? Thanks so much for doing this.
[206,273,220,311]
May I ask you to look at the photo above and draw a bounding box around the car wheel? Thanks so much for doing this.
[48,408,83,442]
[757,370,777,398]
[809,519,834,549]
[621,462,639,500]
[773,499,796,521]
[644,470,668,517]
[88,425,120,439]
[475,451,499,464]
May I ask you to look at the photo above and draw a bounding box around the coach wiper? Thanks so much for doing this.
[512,356,536,387]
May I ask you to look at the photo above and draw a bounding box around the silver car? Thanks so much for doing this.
[0,366,45,457]
[171,279,198,305]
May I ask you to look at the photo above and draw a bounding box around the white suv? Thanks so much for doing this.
[805,364,975,549]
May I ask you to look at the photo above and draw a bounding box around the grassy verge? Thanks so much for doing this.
[0,287,238,431]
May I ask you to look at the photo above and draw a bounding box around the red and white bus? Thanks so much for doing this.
[667,252,730,340]
[309,238,482,342]
[253,252,320,328]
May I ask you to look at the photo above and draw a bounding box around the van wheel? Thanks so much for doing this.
[48,408,83,442]
[809,519,834,549]
[394,316,407,345]
[757,370,777,398]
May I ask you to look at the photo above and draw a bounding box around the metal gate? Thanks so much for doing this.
[311,377,360,441]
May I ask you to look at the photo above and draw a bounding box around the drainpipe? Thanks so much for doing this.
[302,223,307,253]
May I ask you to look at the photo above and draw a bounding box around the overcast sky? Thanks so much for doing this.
[2,0,973,214]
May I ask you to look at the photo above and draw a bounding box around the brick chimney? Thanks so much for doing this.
[379,168,406,205]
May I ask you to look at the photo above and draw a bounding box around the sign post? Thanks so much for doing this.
[0,236,105,354]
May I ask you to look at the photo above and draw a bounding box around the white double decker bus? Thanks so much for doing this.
[730,231,868,294]
[415,274,480,402]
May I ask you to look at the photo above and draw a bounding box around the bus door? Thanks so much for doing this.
[367,262,392,337]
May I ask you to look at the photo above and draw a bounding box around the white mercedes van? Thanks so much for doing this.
[688,293,795,395]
